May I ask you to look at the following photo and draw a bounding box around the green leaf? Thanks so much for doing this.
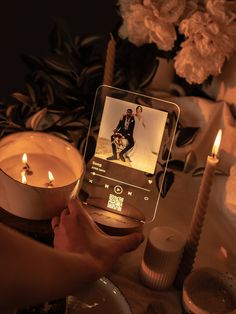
[81,64,103,76]
[191,167,227,177]
[25,108,48,130]
[47,125,72,138]
[45,84,54,106]
[145,172,155,177]
[6,105,16,119]
[176,127,199,147]
[192,167,205,177]
[11,93,32,106]
[156,170,174,197]
[62,121,87,130]
[20,53,44,70]
[49,24,63,53]
[74,35,81,47]
[162,145,170,160]
[183,150,197,173]
[20,103,34,119]
[113,69,126,86]
[43,55,74,73]
[79,35,103,48]
[50,131,72,142]
[63,42,75,55]
[65,95,79,101]
[25,83,37,105]
[0,120,9,126]
[51,75,72,89]
[163,160,184,171]
[116,41,157,89]
[78,135,96,162]
[0,113,7,120]
[139,59,159,89]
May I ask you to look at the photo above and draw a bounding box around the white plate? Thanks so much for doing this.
[65,277,132,314]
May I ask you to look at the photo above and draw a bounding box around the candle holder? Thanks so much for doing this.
[0,132,84,220]
[83,197,145,235]
[183,268,236,313]
[80,86,180,235]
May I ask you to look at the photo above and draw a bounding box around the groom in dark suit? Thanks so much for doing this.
[107,108,135,162]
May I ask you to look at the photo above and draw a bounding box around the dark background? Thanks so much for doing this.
[0,1,119,99]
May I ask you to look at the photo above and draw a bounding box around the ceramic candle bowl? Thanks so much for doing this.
[183,267,236,314]
[0,132,84,220]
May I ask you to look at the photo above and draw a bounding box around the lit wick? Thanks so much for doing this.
[21,172,27,184]
[22,153,33,175]
[47,171,54,187]
[212,129,222,158]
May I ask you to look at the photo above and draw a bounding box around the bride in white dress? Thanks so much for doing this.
[126,106,156,173]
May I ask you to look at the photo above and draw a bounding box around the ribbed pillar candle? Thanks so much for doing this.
[140,226,184,290]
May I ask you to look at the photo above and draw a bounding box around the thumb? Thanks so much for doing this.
[117,232,144,254]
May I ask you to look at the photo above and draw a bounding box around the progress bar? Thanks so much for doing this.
[90,172,151,192]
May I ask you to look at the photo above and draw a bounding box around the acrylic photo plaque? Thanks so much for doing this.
[80,86,180,232]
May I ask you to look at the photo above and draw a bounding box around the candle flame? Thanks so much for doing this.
[21,172,27,184]
[219,246,228,259]
[212,129,222,157]
[48,171,54,182]
[22,153,27,164]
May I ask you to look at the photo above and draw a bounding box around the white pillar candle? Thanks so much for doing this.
[140,226,184,290]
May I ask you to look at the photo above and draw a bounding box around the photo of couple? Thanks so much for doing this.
[95,97,167,174]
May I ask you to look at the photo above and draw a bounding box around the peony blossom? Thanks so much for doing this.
[174,39,226,84]
[119,1,177,50]
[118,0,236,84]
[181,0,199,20]
[119,4,151,46]
[118,0,141,15]
[144,0,186,23]
[144,15,176,50]
[206,0,236,24]
[179,11,235,58]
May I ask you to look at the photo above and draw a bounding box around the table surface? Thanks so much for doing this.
[1,172,233,314]
[108,172,236,314]
[104,95,236,314]
[1,97,235,313]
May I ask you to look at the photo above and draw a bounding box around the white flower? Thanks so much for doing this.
[143,0,186,23]
[179,11,215,38]
[118,2,177,50]
[206,0,236,24]
[145,15,177,50]
[118,0,141,15]
[118,4,151,46]
[179,11,235,58]
[174,39,225,84]
[117,0,236,84]
[181,0,199,20]
[225,22,236,51]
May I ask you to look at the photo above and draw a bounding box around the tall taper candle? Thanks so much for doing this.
[103,34,116,86]
[175,129,222,288]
